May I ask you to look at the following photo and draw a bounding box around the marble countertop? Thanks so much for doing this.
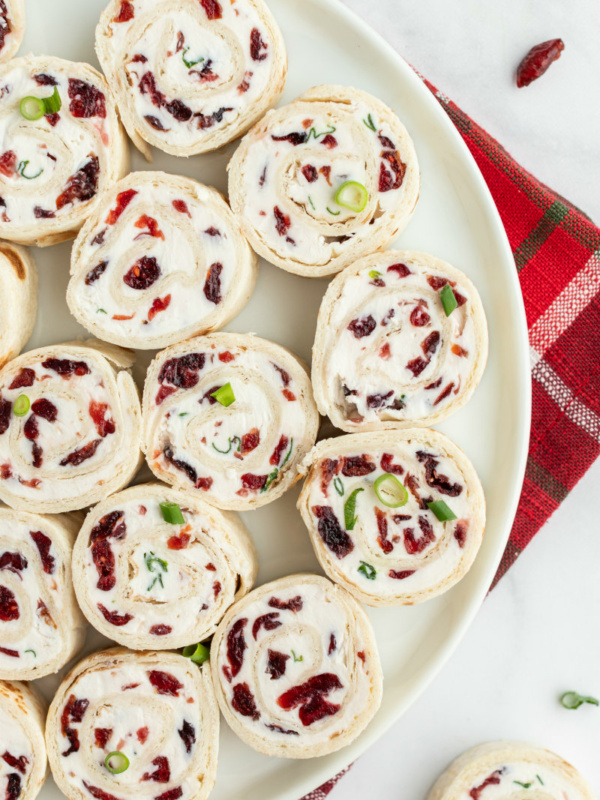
[331,1,600,797]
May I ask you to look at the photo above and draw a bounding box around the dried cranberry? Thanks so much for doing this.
[203,262,222,304]
[23,416,38,441]
[268,596,303,613]
[106,189,137,225]
[410,305,430,327]
[273,363,291,386]
[241,473,268,491]
[178,721,195,753]
[321,134,337,148]
[114,0,134,22]
[33,74,58,86]
[45,112,60,126]
[83,783,121,800]
[470,771,504,800]
[301,164,318,183]
[375,507,393,553]
[366,390,395,409]
[266,649,289,680]
[269,435,288,465]
[516,39,564,87]
[137,726,149,742]
[28,531,54,574]
[34,207,55,218]
[213,581,222,597]
[252,612,281,640]
[91,540,115,591]
[200,0,222,19]
[194,106,233,128]
[163,446,198,485]
[0,586,19,620]
[265,724,299,735]
[145,115,169,131]
[159,354,205,388]
[277,673,342,726]
[0,398,10,435]
[379,150,406,192]
[237,72,252,94]
[241,429,260,455]
[165,99,192,122]
[434,382,454,406]
[5,774,21,800]
[227,618,247,677]
[155,790,183,800]
[406,356,429,377]
[91,229,107,246]
[1,753,28,774]
[341,455,375,477]
[148,670,183,696]
[172,199,190,216]
[425,378,442,390]
[388,569,415,580]
[60,438,102,466]
[97,604,133,626]
[231,683,260,720]
[319,458,339,496]
[61,695,89,756]
[274,205,291,236]
[0,552,27,575]
[32,398,58,422]
[0,151,16,177]
[85,261,107,285]
[9,369,35,390]
[404,516,436,555]
[94,729,112,749]
[142,756,170,783]
[149,624,172,636]
[422,331,440,355]
[135,214,165,240]
[416,451,463,496]
[69,79,106,118]
[347,315,376,338]
[31,441,43,468]
[454,520,468,548]
[271,132,307,146]
[312,506,353,559]
[89,401,115,437]
[89,510,126,543]
[167,533,190,550]
[381,453,403,475]
[0,647,18,658]
[250,27,268,61]
[123,256,161,290]
[405,473,432,510]
[56,156,100,209]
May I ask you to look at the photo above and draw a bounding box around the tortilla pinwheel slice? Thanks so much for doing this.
[0,56,129,247]
[228,84,420,277]
[0,680,47,800]
[0,242,37,369]
[72,482,258,649]
[312,250,488,430]
[46,648,219,800]
[67,171,257,349]
[142,332,319,510]
[427,742,594,800]
[0,340,142,514]
[298,429,485,606]
[0,1,24,64]
[211,573,382,759]
[0,505,85,680]
[95,0,287,158]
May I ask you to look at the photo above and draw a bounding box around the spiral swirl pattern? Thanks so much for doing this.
[0,243,37,369]
[427,742,594,800]
[0,57,128,247]
[0,506,85,679]
[0,341,142,513]
[0,0,25,64]
[312,250,488,430]
[228,84,420,277]
[142,333,319,510]
[0,680,47,800]
[211,574,382,758]
[72,482,257,649]
[68,171,257,349]
[298,429,485,606]
[96,0,287,157]
[47,648,218,800]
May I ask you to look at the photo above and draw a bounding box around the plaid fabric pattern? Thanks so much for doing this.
[301,78,600,800]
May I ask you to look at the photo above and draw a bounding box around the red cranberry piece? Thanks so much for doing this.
[266,649,289,680]
[45,112,60,126]
[347,315,376,339]
[88,401,115,438]
[137,726,149,742]
[178,720,195,753]
[33,74,58,86]
[265,724,299,735]
[155,790,183,800]
[114,0,134,22]
[227,618,247,677]
[410,305,430,327]
[5,774,21,800]
[9,368,35,389]
[321,134,337,148]
[89,510,126,544]
[273,363,291,386]
[29,531,55,574]
[404,516,436,555]
[97,604,133,627]
[252,612,281,640]
[203,262,222,304]
[1,753,28,774]
[379,151,406,192]
[277,673,343,726]
[167,533,190,550]
[250,27,268,61]
[31,441,43,469]
[269,435,288,465]
[328,634,337,654]
[134,215,164,240]
[388,569,415,580]
[241,473,268,491]
[142,756,170,783]
[422,331,440,355]
[194,106,233,128]
[94,728,112,749]
[516,39,564,87]
[407,356,429,377]
[200,0,222,19]
[454,520,469,548]
[149,624,172,636]
[60,438,102,467]
[231,683,260,720]
[268,596,303,613]
[0,647,18,658]
[375,507,393,553]
[148,670,183,696]
[381,453,403,475]
[159,354,205,388]
[0,551,27,575]
[0,586,19,620]
[311,506,353,559]
[301,165,318,183]
[0,151,16,177]
[319,458,339,496]
[273,205,291,237]
[155,385,175,406]
[56,156,100,209]
[434,382,454,406]
[68,79,106,118]
[204,227,221,236]
[106,188,137,225]
[61,695,89,757]
[241,428,260,455]
[213,581,221,597]
[91,540,115,591]
[83,783,121,800]
[165,99,192,122]
[145,115,169,131]
[470,771,504,800]
[123,256,161,290]
[271,132,307,146]
[172,199,190,216]
[23,415,38,441]
[91,229,107,246]
[85,261,107,285]
[0,398,10,435]
[163,445,198,485]
[34,207,55,218]
[342,455,375,477]
[416,451,463,496]
[32,398,58,422]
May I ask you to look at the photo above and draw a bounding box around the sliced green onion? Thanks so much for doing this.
[369,270,381,280]
[182,48,204,69]
[24,649,36,657]
[363,113,376,131]
[537,776,544,786]
[344,487,364,531]
[307,195,315,210]
[182,642,210,664]
[291,650,303,662]
[159,501,185,524]
[335,181,369,213]
[560,691,599,710]
[374,474,408,508]
[440,283,458,316]
[358,561,376,580]
[19,96,45,120]
[333,477,344,496]
[326,206,340,216]
[427,499,457,521]
[211,382,235,407]
[97,308,107,314]
[13,395,30,416]
[43,87,61,114]
[105,751,129,774]
[145,551,168,591]
[18,160,43,180]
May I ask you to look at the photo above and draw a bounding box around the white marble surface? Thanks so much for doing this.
[331,1,600,797]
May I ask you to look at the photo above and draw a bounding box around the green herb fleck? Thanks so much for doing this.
[333,477,344,496]
[560,691,599,710]
[514,782,532,789]
[536,776,544,786]
[363,113,376,131]
[18,160,43,180]
[306,124,336,141]
[326,206,340,216]
[261,439,293,493]
[344,487,364,530]
[25,649,36,657]
[145,551,168,591]
[212,436,241,455]
[182,48,204,69]
[369,270,382,280]
[291,650,303,662]
[308,195,315,210]
[96,308,107,314]
[178,412,189,417]
[358,561,376,580]
[440,283,458,316]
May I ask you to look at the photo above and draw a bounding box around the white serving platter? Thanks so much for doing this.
[22,0,531,797]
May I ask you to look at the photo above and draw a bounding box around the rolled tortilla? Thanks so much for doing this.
[228,84,420,278]
[297,429,485,606]
[0,505,86,679]
[211,573,382,758]
[0,679,47,800]
[312,250,488,430]
[0,56,129,247]
[72,482,258,649]
[67,171,258,350]
[0,340,142,514]
[142,333,319,510]
[46,647,219,800]
[0,1,25,64]
[0,242,37,369]
[95,0,287,158]
[427,741,594,800]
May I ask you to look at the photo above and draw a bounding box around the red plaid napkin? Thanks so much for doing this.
[300,78,600,800]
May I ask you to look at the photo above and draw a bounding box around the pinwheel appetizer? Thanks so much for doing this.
[312,250,488,430]
[228,84,420,278]
[0,0,25,64]
[211,574,382,758]
[0,680,47,800]
[142,333,319,510]
[427,742,594,800]
[47,648,219,800]
[0,56,128,247]
[72,482,258,649]
[67,171,258,349]
[95,0,287,158]
[0,242,37,369]
[0,505,85,680]
[0,341,142,513]
[298,429,485,606]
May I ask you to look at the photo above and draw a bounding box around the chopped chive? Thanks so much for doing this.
[182,642,210,665]
[440,283,458,316]
[427,499,457,521]
[212,438,233,454]
[211,382,235,407]
[281,438,293,467]
[358,561,376,580]
[308,195,315,210]
[18,160,43,180]
[333,477,344,496]
[105,751,129,774]
[24,649,36,657]
[344,487,364,530]
[96,308,107,314]
[13,395,30,416]
[159,501,185,525]
[182,48,204,69]
[179,412,189,417]
[363,113,376,131]
[335,181,369,213]
[144,551,168,591]
[291,650,303,662]
[560,691,599,710]
[536,776,544,786]
[326,206,341,216]
[374,473,408,508]
[369,270,381,280]
[306,124,336,141]
[261,439,293,492]
[513,782,532,789]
